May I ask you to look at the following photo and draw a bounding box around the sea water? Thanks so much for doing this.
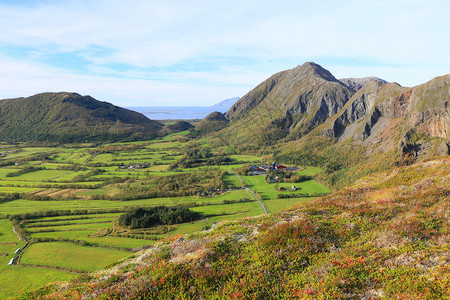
[127,106,218,120]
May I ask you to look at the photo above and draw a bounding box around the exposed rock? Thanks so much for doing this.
[339,77,388,91]
[320,74,450,157]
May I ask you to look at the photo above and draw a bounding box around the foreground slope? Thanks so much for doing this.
[19,157,449,299]
[0,92,162,142]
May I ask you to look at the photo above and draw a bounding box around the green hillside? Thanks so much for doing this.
[0,92,163,143]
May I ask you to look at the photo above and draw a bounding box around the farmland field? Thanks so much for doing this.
[0,132,330,297]
[21,242,131,272]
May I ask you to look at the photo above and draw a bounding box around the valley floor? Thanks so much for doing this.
[0,132,329,298]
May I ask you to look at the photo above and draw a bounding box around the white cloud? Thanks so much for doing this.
[0,0,448,105]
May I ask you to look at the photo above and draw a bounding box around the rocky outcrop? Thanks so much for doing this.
[339,77,388,91]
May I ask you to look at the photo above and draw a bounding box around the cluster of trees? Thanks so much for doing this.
[265,171,312,183]
[169,144,233,169]
[88,144,145,154]
[0,193,21,203]
[56,164,87,171]
[234,164,252,176]
[118,206,200,229]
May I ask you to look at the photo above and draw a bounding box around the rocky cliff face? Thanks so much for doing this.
[320,75,450,156]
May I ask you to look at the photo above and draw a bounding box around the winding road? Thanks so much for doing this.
[227,170,268,214]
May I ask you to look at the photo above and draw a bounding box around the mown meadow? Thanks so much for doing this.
[0,132,329,298]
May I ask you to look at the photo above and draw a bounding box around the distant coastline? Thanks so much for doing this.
[127,97,238,120]
[127,106,219,120]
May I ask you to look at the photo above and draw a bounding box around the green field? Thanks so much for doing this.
[21,242,130,272]
[0,134,330,298]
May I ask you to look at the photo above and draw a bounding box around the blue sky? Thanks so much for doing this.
[0,0,448,106]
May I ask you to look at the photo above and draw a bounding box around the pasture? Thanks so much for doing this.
[0,133,329,297]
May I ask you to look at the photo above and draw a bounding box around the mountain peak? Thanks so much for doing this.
[293,62,339,82]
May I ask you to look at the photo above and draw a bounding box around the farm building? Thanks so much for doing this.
[259,164,271,171]
[250,166,266,175]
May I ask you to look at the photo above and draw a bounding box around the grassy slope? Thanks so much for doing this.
[17,157,449,299]
[0,92,162,142]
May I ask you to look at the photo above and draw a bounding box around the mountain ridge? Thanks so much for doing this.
[217,63,449,159]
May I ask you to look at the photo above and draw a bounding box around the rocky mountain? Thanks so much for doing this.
[339,77,388,91]
[217,62,449,158]
[0,92,163,143]
[223,62,355,144]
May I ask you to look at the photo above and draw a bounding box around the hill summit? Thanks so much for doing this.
[223,62,355,144]
[0,92,163,143]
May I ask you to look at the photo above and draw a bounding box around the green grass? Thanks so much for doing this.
[241,175,330,213]
[229,154,261,163]
[0,198,151,215]
[27,222,113,233]
[21,242,130,272]
[32,213,121,222]
[8,170,75,181]
[0,136,333,298]
[0,266,77,299]
[25,216,117,228]
[0,168,21,178]
[295,165,324,176]
[0,220,75,299]
[223,174,243,187]
[0,187,44,193]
